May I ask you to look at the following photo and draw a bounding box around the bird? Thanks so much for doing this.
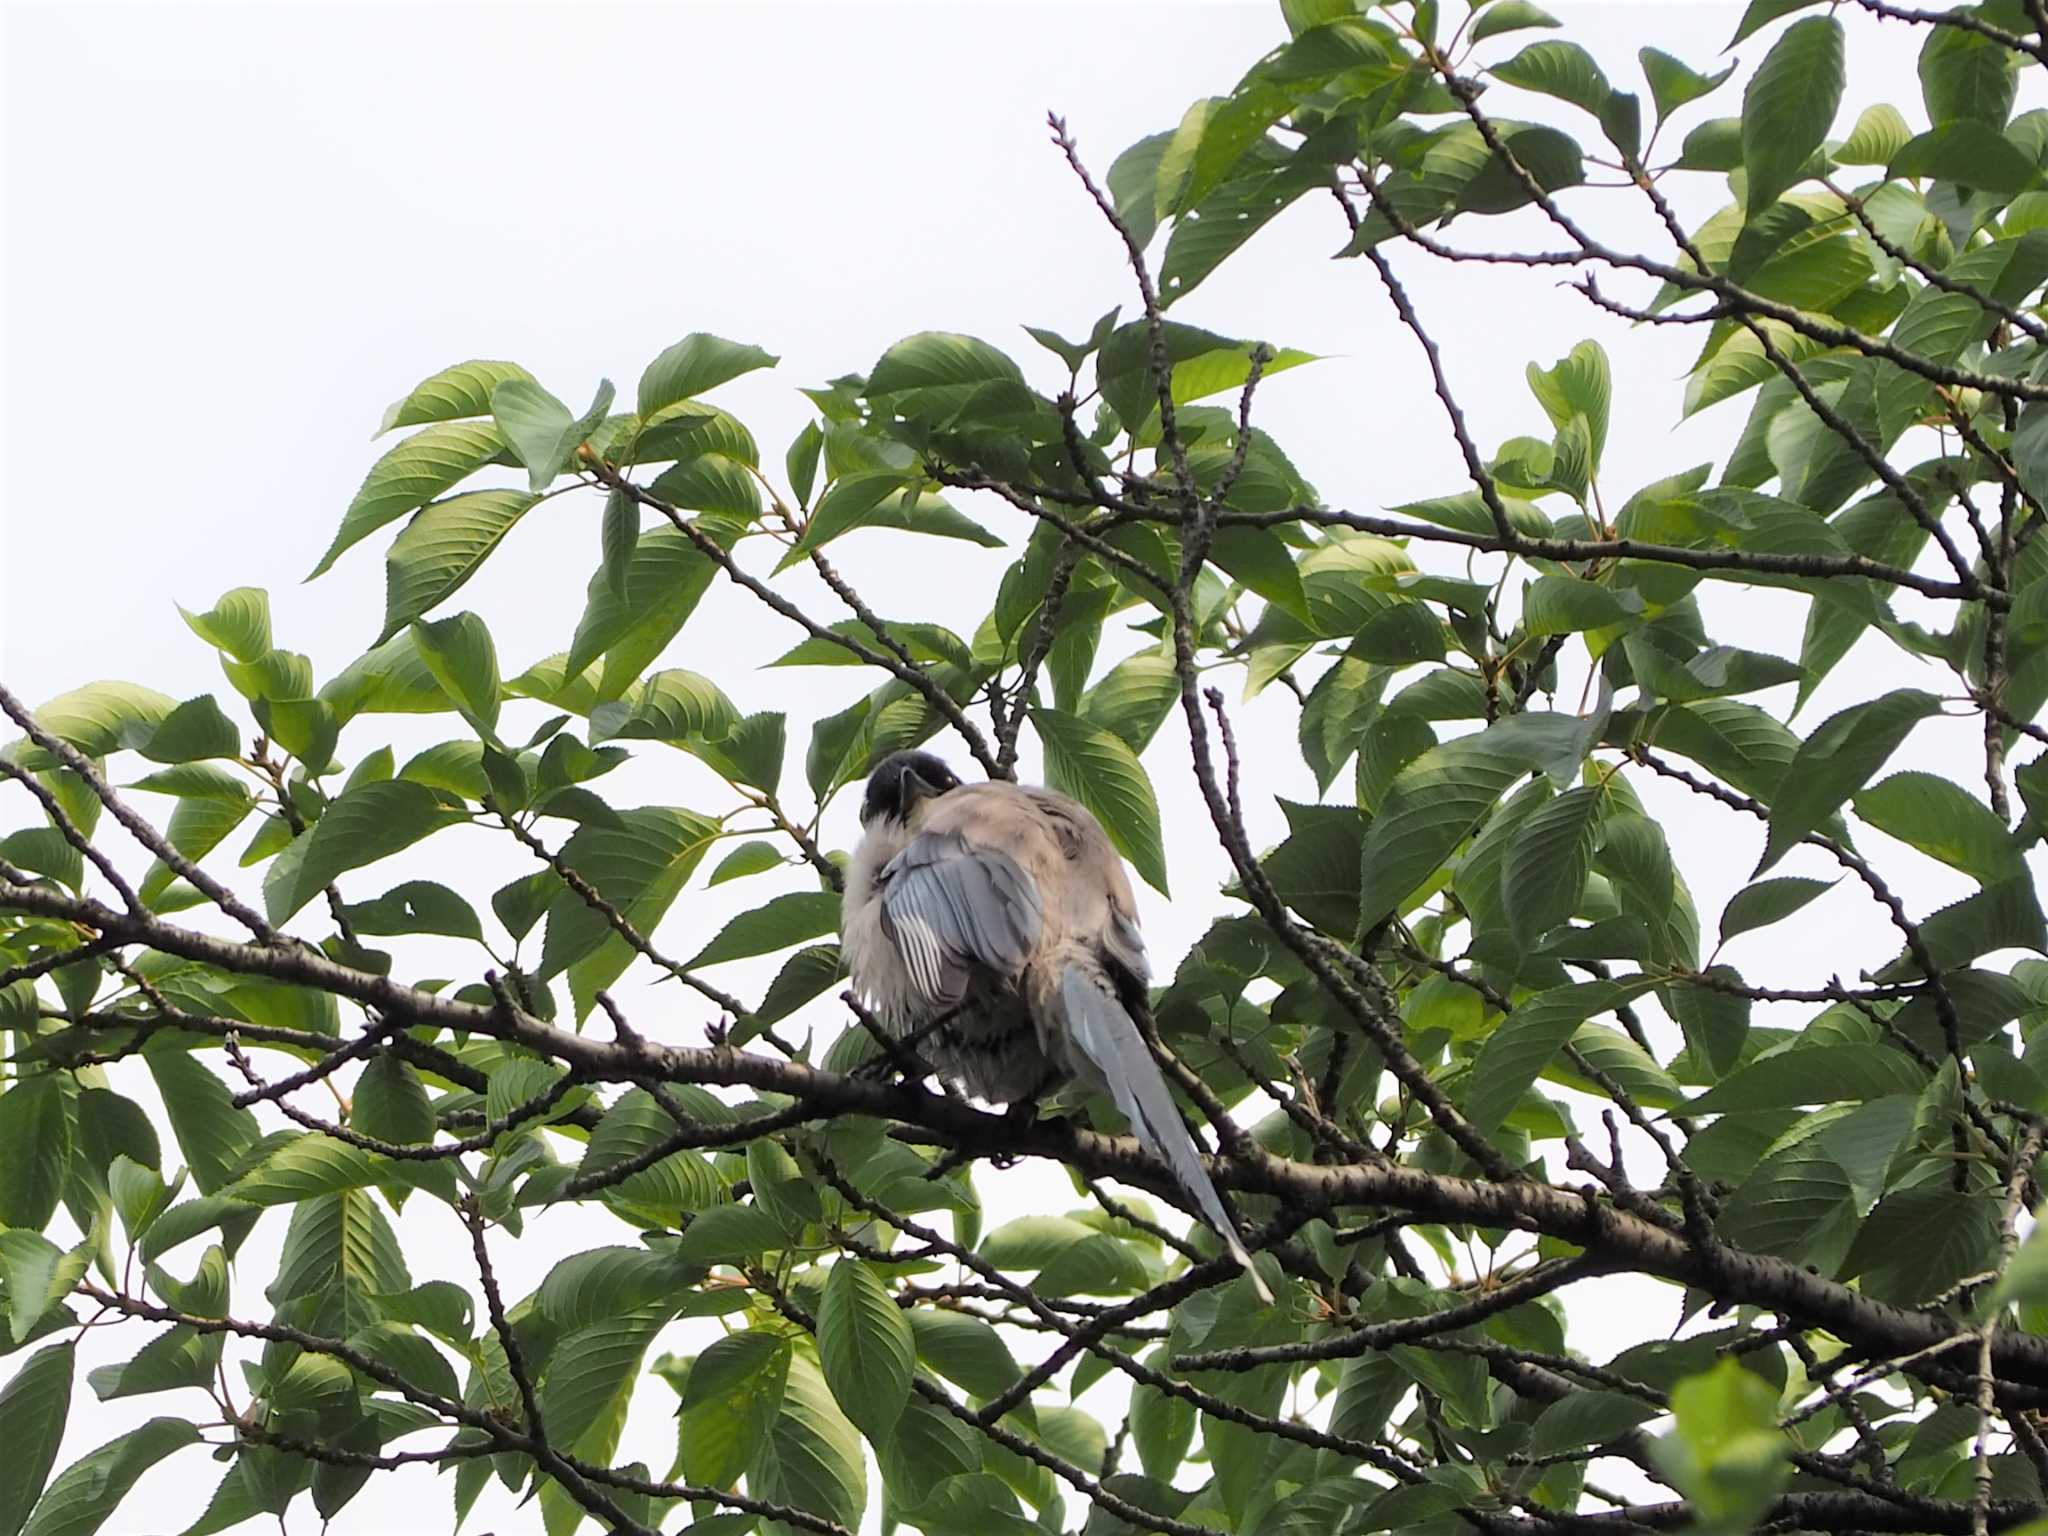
[842,748,1269,1300]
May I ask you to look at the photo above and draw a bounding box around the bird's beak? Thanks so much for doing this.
[899,764,937,810]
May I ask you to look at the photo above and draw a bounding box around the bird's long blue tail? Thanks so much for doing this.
[1060,965,1272,1303]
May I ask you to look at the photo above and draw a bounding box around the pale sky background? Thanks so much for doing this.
[2,2,2038,1533]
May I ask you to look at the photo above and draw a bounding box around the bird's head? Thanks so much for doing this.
[860,750,961,828]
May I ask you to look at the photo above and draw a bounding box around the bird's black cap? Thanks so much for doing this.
[861,750,961,824]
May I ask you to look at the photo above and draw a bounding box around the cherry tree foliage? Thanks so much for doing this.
[6,2,2048,1534]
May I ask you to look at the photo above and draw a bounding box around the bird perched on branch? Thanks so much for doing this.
[843,748,1268,1300]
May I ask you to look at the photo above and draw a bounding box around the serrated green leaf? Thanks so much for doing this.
[1032,707,1170,895]
[1502,785,1606,945]
[410,611,501,739]
[177,589,271,664]
[1466,980,1650,1133]
[261,779,462,925]
[1473,1,1560,43]
[1853,771,2024,884]
[751,1352,866,1533]
[0,1341,73,1536]
[1358,730,1535,927]
[380,490,537,642]
[686,891,841,969]
[1760,690,1942,871]
[0,1077,72,1230]
[818,1260,914,1441]
[376,360,532,436]
[1742,17,1844,215]
[638,334,778,419]
[310,420,505,580]
[18,1419,198,1536]
[1718,877,1834,943]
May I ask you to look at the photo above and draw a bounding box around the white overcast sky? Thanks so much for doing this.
[2,3,2038,1533]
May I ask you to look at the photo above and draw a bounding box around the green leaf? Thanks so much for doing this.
[410,611,501,739]
[537,806,720,988]
[0,1234,85,1347]
[1843,1186,1998,1305]
[223,1134,387,1206]
[818,1260,915,1442]
[709,841,784,885]
[1665,972,1751,1078]
[1160,143,1331,305]
[907,1309,1024,1403]
[1891,122,2044,196]
[1501,785,1605,945]
[338,880,484,941]
[10,682,176,762]
[599,488,638,598]
[1357,732,1534,927]
[782,479,1001,570]
[1878,874,2048,979]
[1492,40,1611,115]
[1096,319,1315,431]
[1466,980,1650,1133]
[177,588,271,663]
[637,334,778,418]
[0,830,82,895]
[1526,340,1611,474]
[751,1353,866,1533]
[261,779,462,925]
[108,1157,172,1243]
[309,420,505,579]
[1759,690,1942,871]
[1207,526,1309,622]
[1741,16,1844,215]
[1259,801,1368,937]
[557,552,718,712]
[132,696,240,765]
[576,1089,727,1227]
[591,669,739,750]
[376,359,532,436]
[1528,1391,1660,1458]
[350,1053,437,1177]
[1686,1042,1925,1113]
[1837,103,1913,166]
[491,378,574,492]
[1853,771,2023,884]
[267,1189,409,1333]
[878,1395,982,1505]
[537,1311,666,1476]
[1919,16,2017,129]
[1523,574,1640,634]
[686,891,842,969]
[770,619,972,671]
[18,1419,199,1536]
[1718,877,1833,943]
[754,945,846,1027]
[0,1342,72,1536]
[678,1330,792,1488]
[1728,0,1824,46]
[1472,1,1560,43]
[0,1077,72,1230]
[1654,1360,1790,1534]
[380,490,538,642]
[647,454,762,523]
[1639,47,1735,127]
[144,1050,256,1196]
[1032,707,1170,895]
[786,420,824,506]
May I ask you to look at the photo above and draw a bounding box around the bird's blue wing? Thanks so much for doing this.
[878,831,1043,1006]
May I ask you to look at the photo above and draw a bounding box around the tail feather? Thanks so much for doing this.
[1060,966,1272,1304]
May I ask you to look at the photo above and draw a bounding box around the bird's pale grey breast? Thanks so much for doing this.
[841,749,1268,1297]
